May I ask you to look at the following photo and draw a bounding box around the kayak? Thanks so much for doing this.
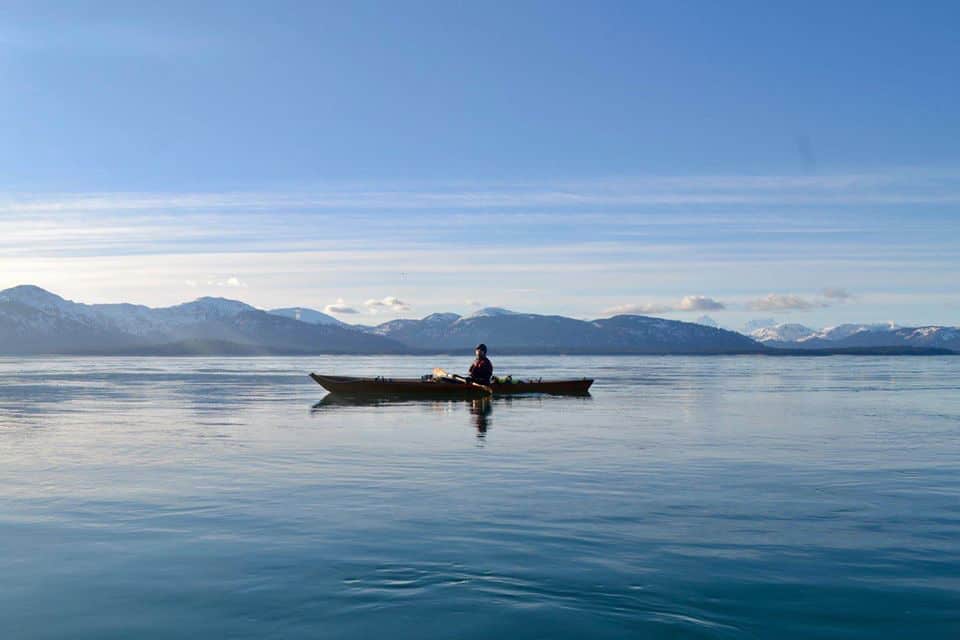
[309,373,592,397]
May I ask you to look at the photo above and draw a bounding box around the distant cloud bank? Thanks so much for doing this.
[364,296,410,314]
[822,288,854,300]
[747,294,828,312]
[605,295,726,315]
[324,298,358,315]
[184,276,247,289]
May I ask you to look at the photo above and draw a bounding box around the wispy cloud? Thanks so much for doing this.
[604,302,672,315]
[822,287,855,300]
[746,294,828,312]
[1,167,960,216]
[0,169,956,324]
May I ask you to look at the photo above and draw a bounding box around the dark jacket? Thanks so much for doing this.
[468,356,493,385]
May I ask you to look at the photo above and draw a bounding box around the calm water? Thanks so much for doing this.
[1,355,958,638]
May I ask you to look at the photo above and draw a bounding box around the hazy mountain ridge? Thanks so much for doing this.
[1,286,954,355]
[366,307,764,354]
[0,286,404,354]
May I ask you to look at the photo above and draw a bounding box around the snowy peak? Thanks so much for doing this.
[748,322,903,344]
[899,326,960,344]
[813,322,899,341]
[742,318,777,333]
[757,320,959,352]
[422,312,461,324]
[750,324,816,343]
[0,285,73,310]
[467,307,517,318]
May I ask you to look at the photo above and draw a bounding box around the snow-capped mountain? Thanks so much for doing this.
[2,285,954,355]
[825,325,959,350]
[466,307,517,318]
[591,315,763,353]
[367,310,763,353]
[0,286,143,353]
[808,322,900,342]
[0,285,259,337]
[757,320,958,352]
[750,324,816,343]
[0,285,77,314]
[742,318,777,333]
[749,322,903,344]
[0,285,403,354]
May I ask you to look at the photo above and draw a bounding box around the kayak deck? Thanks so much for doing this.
[310,373,592,397]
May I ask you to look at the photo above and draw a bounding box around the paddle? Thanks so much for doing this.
[432,367,493,395]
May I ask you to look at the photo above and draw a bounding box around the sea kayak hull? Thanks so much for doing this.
[309,373,592,397]
[492,379,593,395]
[310,374,491,397]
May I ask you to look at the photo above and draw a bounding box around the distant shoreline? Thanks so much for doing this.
[1,345,954,357]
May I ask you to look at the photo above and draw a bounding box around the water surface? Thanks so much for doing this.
[1,355,958,638]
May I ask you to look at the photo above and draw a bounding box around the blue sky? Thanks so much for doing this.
[1,1,958,328]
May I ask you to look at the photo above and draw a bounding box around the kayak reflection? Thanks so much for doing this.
[310,393,495,437]
[310,392,592,438]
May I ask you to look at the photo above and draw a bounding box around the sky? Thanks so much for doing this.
[0,1,958,329]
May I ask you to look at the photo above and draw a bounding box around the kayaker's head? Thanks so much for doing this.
[475,343,487,358]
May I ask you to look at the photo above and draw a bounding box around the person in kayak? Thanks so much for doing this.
[467,343,493,385]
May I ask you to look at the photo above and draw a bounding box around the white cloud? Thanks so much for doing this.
[747,294,827,312]
[677,295,726,311]
[201,276,248,288]
[604,295,725,316]
[324,298,358,314]
[364,296,410,314]
[180,276,250,290]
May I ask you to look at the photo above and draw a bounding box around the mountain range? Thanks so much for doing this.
[0,285,955,355]
[0,285,404,355]
[748,322,960,352]
[365,308,761,354]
